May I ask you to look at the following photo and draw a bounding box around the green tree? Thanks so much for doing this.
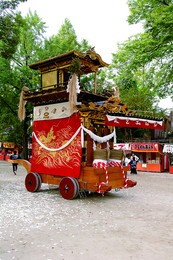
[39,18,92,60]
[0,0,27,148]
[13,10,46,90]
[11,11,46,158]
[0,9,46,158]
[111,0,173,109]
[0,0,27,58]
[0,14,94,158]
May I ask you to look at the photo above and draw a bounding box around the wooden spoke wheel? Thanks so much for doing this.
[59,177,79,200]
[25,172,41,192]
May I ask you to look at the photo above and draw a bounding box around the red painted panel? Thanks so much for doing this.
[31,113,82,178]
[147,164,161,172]
[169,166,173,173]
[137,162,162,172]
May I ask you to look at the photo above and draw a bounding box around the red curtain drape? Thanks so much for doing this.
[31,113,82,178]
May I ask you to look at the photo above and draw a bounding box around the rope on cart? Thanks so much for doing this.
[92,161,109,194]
[32,126,82,151]
[92,160,129,193]
[108,161,129,188]
[33,125,116,151]
[81,125,115,143]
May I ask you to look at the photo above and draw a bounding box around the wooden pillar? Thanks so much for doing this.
[94,72,97,93]
[101,127,109,149]
[86,127,94,166]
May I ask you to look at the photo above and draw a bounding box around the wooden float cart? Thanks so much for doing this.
[10,50,137,199]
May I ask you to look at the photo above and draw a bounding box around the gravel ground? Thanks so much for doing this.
[0,160,173,260]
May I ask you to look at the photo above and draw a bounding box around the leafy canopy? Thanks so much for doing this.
[111,0,173,110]
[0,10,93,149]
[40,18,92,60]
[0,0,27,58]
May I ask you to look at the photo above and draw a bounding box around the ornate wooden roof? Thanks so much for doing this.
[29,50,109,74]
[76,96,164,121]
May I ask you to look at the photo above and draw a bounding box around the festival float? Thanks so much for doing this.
[8,50,144,199]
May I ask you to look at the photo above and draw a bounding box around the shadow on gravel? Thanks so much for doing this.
[36,184,125,201]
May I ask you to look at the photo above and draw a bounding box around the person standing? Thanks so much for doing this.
[124,154,131,166]
[130,153,139,162]
[10,151,21,175]
[129,156,138,174]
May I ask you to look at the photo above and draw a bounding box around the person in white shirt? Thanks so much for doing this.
[130,153,139,162]
[124,155,131,166]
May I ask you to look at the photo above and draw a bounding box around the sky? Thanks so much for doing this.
[17,0,172,109]
[17,0,142,63]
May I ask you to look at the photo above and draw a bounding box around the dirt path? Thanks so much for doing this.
[0,161,173,260]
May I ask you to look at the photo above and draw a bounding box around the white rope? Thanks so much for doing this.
[81,125,115,143]
[33,125,115,152]
[93,141,96,150]
[33,126,82,152]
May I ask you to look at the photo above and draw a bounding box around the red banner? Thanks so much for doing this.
[31,113,82,178]
[105,115,164,130]
[131,143,163,153]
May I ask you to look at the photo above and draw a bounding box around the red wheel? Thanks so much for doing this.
[59,177,79,200]
[25,172,41,192]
